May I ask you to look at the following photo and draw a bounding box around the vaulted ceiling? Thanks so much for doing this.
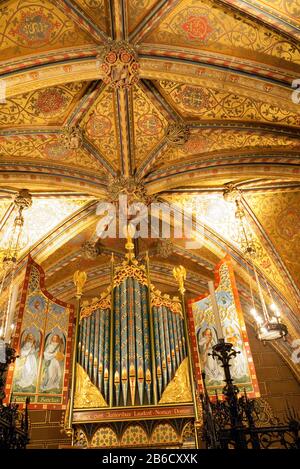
[1,0,300,376]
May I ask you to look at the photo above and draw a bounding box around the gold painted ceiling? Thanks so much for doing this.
[0,195,93,261]
[1,0,300,375]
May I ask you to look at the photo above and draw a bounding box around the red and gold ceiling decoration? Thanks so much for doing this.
[0,0,300,377]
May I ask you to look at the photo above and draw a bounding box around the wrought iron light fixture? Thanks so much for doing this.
[0,190,31,448]
[223,184,288,342]
[0,189,32,343]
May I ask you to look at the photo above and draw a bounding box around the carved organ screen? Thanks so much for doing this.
[76,259,190,409]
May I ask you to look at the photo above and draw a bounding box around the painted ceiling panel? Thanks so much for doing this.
[155,80,300,126]
[81,87,120,171]
[0,0,96,62]
[157,129,300,168]
[132,84,168,167]
[0,134,103,172]
[143,0,300,70]
[166,193,297,310]
[127,0,160,33]
[246,190,300,290]
[0,82,88,127]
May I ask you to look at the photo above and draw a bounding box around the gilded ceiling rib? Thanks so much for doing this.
[215,0,300,41]
[82,138,117,176]
[65,81,103,127]
[139,79,180,121]
[0,162,108,197]
[144,155,300,188]
[108,0,128,40]
[137,140,169,179]
[52,0,109,42]
[114,88,134,176]
[139,45,299,84]
[187,121,300,138]
[130,0,182,43]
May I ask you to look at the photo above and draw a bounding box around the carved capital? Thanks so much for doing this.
[107,174,152,205]
[223,183,241,203]
[165,122,190,146]
[62,126,83,150]
[81,240,103,260]
[14,189,32,211]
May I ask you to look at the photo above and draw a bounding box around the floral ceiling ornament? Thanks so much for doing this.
[81,240,103,260]
[107,174,153,206]
[62,126,83,150]
[165,122,190,146]
[223,182,242,204]
[14,189,33,212]
[181,15,213,42]
[98,40,139,89]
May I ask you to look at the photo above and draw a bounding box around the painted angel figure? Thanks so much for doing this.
[225,325,248,380]
[16,333,39,390]
[40,334,65,393]
[198,326,223,384]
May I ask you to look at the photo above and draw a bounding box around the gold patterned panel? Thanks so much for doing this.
[132,84,167,167]
[0,135,102,171]
[0,82,88,127]
[166,194,296,309]
[151,423,179,444]
[0,0,95,61]
[246,191,300,290]
[73,427,89,447]
[121,425,148,446]
[81,87,120,171]
[156,81,300,126]
[90,427,118,447]
[158,129,300,166]
[128,0,160,33]
[74,0,108,32]
[248,0,300,28]
[144,0,300,68]
[74,364,108,408]
[158,358,192,404]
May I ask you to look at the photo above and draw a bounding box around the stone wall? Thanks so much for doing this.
[247,326,300,421]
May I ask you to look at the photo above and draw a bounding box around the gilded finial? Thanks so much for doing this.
[173,265,186,295]
[124,223,135,262]
[73,270,87,297]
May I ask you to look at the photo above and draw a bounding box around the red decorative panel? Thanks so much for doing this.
[4,255,74,409]
[188,254,259,398]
